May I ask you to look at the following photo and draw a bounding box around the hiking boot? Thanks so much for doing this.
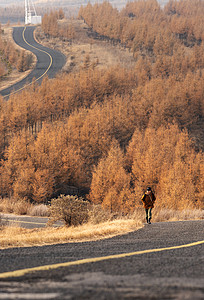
[148,219,151,224]
[146,217,149,224]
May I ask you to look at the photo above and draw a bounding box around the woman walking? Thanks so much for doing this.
[141,187,156,224]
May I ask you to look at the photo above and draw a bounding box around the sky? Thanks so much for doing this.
[0,0,169,8]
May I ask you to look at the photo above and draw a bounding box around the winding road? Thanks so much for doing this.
[0,220,203,299]
[0,26,66,99]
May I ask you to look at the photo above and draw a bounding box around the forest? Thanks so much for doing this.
[0,0,203,214]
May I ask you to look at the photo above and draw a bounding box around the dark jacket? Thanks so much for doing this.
[141,192,156,209]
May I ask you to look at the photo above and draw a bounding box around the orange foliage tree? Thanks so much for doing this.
[42,10,75,39]
[89,142,134,214]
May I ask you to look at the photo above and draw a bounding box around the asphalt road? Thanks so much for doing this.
[0,26,66,98]
[0,220,203,299]
[0,214,62,229]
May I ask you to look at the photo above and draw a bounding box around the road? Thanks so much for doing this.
[0,213,63,229]
[0,26,66,98]
[0,220,203,299]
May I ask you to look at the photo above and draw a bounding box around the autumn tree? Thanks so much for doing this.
[89,142,134,214]
[126,124,203,209]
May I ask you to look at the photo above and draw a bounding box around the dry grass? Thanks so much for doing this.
[133,207,204,223]
[0,198,32,215]
[0,218,143,249]
[0,207,203,249]
[28,204,50,217]
[154,208,204,222]
[0,197,50,217]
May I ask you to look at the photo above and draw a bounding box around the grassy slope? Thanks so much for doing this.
[1,209,203,249]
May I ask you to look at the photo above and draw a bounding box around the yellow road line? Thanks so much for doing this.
[1,218,46,226]
[22,26,53,79]
[0,240,203,279]
[3,26,53,98]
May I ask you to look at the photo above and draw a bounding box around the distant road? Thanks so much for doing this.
[1,213,62,229]
[0,26,66,98]
[0,220,203,299]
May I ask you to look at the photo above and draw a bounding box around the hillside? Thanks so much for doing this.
[0,1,203,213]
[37,4,204,150]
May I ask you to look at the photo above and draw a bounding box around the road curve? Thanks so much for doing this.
[1,213,62,229]
[0,220,203,299]
[0,26,66,99]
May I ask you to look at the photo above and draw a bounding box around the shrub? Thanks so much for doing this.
[28,204,50,217]
[48,195,90,226]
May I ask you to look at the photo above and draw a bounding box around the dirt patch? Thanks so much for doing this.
[35,19,135,74]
